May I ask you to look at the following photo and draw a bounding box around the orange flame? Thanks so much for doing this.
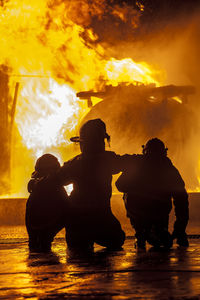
[0,0,165,194]
[15,78,83,155]
[14,58,163,157]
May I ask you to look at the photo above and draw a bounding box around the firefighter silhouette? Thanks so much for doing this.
[116,138,189,250]
[57,118,126,251]
[26,154,69,252]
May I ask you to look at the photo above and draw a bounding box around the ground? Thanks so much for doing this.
[0,226,200,300]
[0,193,199,299]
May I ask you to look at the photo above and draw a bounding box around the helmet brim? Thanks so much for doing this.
[70,136,81,143]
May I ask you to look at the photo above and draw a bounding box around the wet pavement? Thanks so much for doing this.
[0,193,200,299]
[1,232,200,299]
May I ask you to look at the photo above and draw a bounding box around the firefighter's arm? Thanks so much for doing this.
[115,155,137,192]
[45,157,77,187]
[55,161,75,186]
[110,153,129,174]
[171,168,189,238]
[112,153,138,173]
[115,153,139,192]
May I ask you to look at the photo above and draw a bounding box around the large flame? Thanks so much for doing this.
[14,58,162,157]
[16,78,82,155]
[0,0,165,194]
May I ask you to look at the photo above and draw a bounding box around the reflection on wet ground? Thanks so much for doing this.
[0,236,200,299]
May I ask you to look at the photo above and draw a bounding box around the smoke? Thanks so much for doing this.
[79,2,200,190]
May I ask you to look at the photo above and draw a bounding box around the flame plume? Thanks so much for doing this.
[2,0,195,195]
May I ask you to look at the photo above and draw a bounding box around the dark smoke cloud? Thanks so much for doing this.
[46,0,141,45]
[68,0,200,47]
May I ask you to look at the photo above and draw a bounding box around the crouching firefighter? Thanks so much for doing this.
[26,154,69,252]
[115,138,189,250]
[56,118,126,251]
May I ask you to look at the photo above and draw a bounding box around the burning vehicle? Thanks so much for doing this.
[77,82,198,189]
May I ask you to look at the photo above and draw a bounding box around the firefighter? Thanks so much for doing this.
[26,154,69,252]
[57,118,126,251]
[115,138,189,250]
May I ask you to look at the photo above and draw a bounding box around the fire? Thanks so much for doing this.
[14,58,162,157]
[0,0,165,194]
[15,78,83,156]
[104,58,162,86]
